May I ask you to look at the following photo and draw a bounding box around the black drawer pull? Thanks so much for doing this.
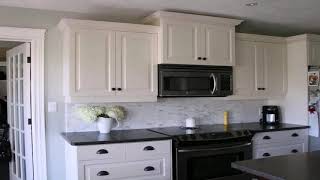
[257,88,266,90]
[97,171,109,176]
[292,133,299,137]
[197,57,202,60]
[111,88,116,91]
[263,153,270,157]
[96,149,109,154]
[263,136,271,140]
[144,166,155,171]
[202,57,207,60]
[291,149,298,153]
[143,146,155,151]
[117,88,122,91]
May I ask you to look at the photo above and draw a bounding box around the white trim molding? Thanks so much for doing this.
[0,26,47,180]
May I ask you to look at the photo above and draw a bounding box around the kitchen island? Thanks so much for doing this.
[232,151,320,180]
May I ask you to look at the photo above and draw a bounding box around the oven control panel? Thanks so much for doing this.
[176,130,252,142]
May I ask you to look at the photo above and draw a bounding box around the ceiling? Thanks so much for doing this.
[0,0,320,36]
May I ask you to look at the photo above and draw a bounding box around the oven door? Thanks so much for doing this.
[175,142,252,180]
[159,71,217,97]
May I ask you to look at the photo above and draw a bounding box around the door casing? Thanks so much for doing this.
[0,26,47,180]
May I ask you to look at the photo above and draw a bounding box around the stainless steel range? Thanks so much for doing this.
[150,125,253,180]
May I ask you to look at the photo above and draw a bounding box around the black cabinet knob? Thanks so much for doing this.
[96,149,108,154]
[117,88,122,91]
[143,146,155,151]
[291,149,298,153]
[111,88,116,91]
[263,153,270,157]
[202,57,207,60]
[144,166,155,171]
[292,133,299,137]
[263,136,271,140]
[97,171,109,176]
[257,88,266,90]
[197,57,202,60]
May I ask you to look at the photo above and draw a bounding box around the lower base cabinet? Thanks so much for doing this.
[66,140,172,180]
[252,129,308,159]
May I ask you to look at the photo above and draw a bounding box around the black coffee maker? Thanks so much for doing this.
[260,106,280,125]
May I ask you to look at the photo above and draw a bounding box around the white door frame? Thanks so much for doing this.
[0,26,47,180]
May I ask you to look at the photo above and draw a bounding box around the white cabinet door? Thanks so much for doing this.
[203,25,234,66]
[70,29,116,97]
[309,41,320,66]
[234,40,255,96]
[265,43,287,96]
[162,21,202,64]
[253,42,268,96]
[116,32,157,97]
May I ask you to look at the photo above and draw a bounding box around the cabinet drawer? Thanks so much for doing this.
[77,144,125,161]
[253,129,307,145]
[254,143,304,159]
[85,159,165,180]
[126,140,171,161]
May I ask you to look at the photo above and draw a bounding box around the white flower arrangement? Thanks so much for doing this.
[76,105,126,123]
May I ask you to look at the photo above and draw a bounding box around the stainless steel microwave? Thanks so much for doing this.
[158,64,233,97]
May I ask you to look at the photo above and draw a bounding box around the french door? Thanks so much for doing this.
[7,43,33,180]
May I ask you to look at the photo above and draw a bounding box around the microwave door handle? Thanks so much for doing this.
[210,73,217,94]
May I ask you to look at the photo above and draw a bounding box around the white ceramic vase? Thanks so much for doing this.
[97,117,119,134]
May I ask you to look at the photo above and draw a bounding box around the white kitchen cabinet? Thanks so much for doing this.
[65,140,172,180]
[203,24,235,66]
[162,21,201,64]
[233,40,255,96]
[253,129,308,159]
[116,32,158,97]
[58,19,159,103]
[144,11,242,66]
[309,41,320,66]
[68,29,116,97]
[233,34,287,99]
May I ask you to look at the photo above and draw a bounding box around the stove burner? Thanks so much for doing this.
[180,126,199,130]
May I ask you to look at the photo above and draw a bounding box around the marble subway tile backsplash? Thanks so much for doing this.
[65,98,265,132]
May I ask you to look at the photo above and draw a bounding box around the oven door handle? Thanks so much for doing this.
[210,73,217,95]
[178,142,252,153]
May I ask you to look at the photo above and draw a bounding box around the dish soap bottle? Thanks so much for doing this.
[224,111,229,126]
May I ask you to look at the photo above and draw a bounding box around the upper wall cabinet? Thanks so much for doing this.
[234,34,287,99]
[58,19,159,103]
[144,11,242,66]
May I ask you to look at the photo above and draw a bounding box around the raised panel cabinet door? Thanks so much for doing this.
[309,42,320,66]
[71,29,116,96]
[116,32,157,96]
[264,43,287,97]
[253,42,268,96]
[233,40,255,96]
[203,25,235,66]
[162,21,202,64]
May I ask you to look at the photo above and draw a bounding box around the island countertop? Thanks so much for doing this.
[232,151,320,180]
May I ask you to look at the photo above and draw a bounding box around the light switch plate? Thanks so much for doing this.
[48,102,57,112]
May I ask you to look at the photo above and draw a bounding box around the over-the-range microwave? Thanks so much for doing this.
[158,64,233,97]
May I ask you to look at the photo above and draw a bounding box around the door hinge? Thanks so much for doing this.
[27,57,31,63]
[28,118,32,125]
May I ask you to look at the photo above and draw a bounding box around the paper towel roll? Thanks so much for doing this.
[186,118,196,128]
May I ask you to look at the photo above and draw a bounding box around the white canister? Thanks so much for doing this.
[185,118,196,128]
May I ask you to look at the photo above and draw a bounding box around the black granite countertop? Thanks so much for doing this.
[61,123,309,146]
[232,151,320,180]
[61,129,171,146]
[149,123,309,136]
